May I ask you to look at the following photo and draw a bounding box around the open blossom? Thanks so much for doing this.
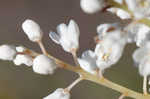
[43,88,70,99]
[126,0,150,19]
[22,19,43,42]
[78,50,98,74]
[80,0,106,14]
[107,7,131,19]
[133,42,150,63]
[13,54,33,66]
[126,23,150,47]
[132,42,150,76]
[95,31,127,71]
[0,44,16,61]
[33,55,57,75]
[49,20,80,53]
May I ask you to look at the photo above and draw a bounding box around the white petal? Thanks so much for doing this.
[16,46,26,52]
[33,55,57,75]
[125,0,136,11]
[78,50,98,74]
[133,42,150,65]
[43,88,70,99]
[13,55,33,66]
[114,0,123,4]
[22,19,43,42]
[68,20,80,38]
[0,45,16,61]
[96,23,118,40]
[49,31,60,44]
[80,0,105,14]
[56,23,68,36]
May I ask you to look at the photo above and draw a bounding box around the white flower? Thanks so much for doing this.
[13,55,33,66]
[132,42,150,66]
[96,23,119,40]
[22,19,43,42]
[49,20,80,53]
[132,42,150,76]
[78,50,98,74]
[0,45,16,61]
[80,0,105,14]
[126,23,150,47]
[126,0,150,19]
[95,31,126,71]
[107,7,131,19]
[33,55,57,75]
[43,88,70,99]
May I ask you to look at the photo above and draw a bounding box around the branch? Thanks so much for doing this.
[51,53,150,99]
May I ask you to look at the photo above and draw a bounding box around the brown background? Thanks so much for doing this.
[0,0,142,99]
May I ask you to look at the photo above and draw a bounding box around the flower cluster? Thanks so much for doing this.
[1,0,150,99]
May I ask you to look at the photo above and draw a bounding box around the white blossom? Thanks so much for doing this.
[33,54,57,75]
[126,23,150,47]
[78,50,98,74]
[95,31,126,71]
[132,42,150,76]
[126,0,150,19]
[107,7,131,19]
[132,42,150,66]
[80,0,105,14]
[43,88,70,99]
[0,44,16,61]
[13,54,33,66]
[49,19,80,53]
[22,19,43,42]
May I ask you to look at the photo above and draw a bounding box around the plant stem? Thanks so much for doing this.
[66,77,83,91]
[25,47,150,99]
[37,40,48,56]
[143,76,148,95]
[53,57,150,99]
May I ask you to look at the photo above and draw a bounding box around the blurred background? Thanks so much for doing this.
[0,0,143,99]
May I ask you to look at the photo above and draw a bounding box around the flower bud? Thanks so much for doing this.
[22,19,43,42]
[0,44,16,61]
[80,0,105,14]
[13,55,33,66]
[33,55,57,75]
